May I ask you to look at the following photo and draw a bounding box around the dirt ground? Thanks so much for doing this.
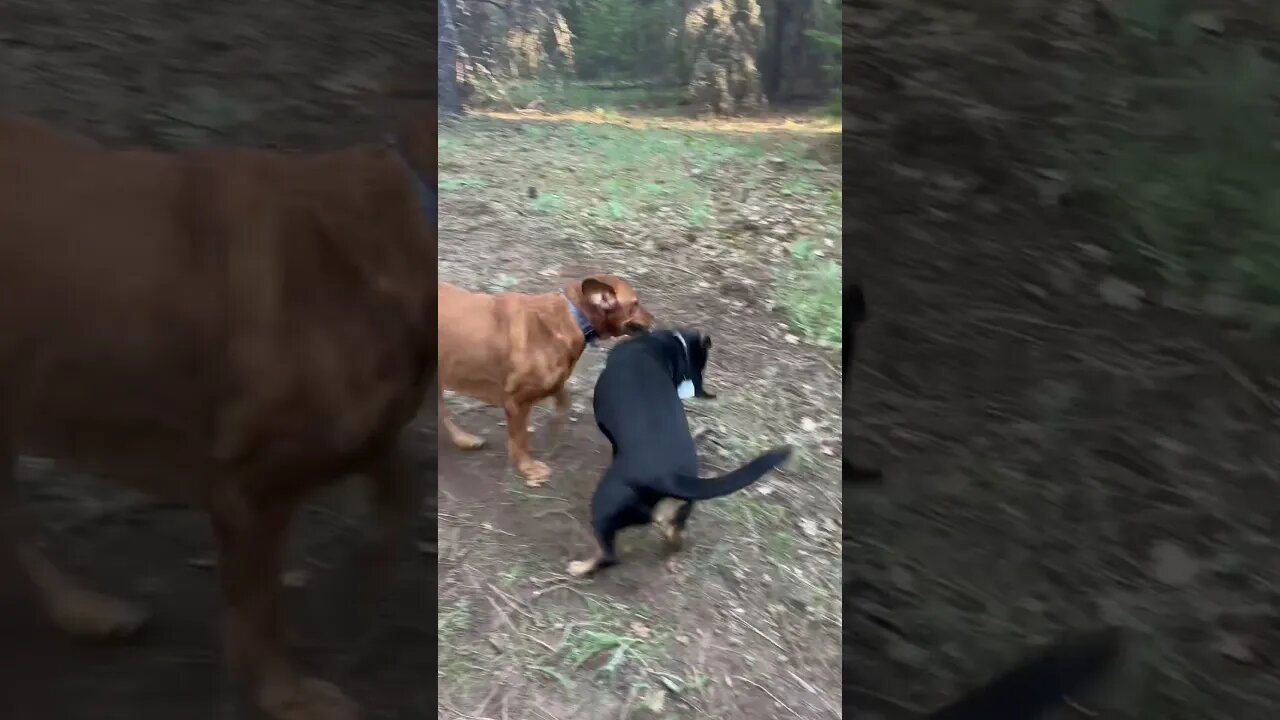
[0,2,433,719]
[437,112,843,719]
[847,3,1280,718]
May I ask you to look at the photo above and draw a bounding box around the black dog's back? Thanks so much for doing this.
[571,330,792,577]
[594,332,789,500]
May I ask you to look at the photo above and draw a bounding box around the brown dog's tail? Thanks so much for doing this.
[926,627,1122,720]
[643,446,792,501]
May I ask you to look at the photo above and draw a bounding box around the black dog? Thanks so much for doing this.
[568,329,792,578]
[844,282,883,483]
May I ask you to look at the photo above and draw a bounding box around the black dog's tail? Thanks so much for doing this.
[645,446,792,501]
[926,627,1122,720]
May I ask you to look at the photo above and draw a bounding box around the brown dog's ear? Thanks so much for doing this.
[581,277,620,312]
[700,332,712,350]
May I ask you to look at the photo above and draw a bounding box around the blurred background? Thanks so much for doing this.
[847,1,1280,717]
[0,2,433,718]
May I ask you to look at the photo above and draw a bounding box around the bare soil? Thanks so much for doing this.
[0,2,432,718]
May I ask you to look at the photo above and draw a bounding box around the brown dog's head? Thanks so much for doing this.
[571,274,655,339]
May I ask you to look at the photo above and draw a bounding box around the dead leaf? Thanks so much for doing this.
[1213,631,1255,664]
[629,622,652,639]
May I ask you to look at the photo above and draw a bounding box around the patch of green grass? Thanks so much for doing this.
[565,629,645,677]
[484,273,519,293]
[437,137,464,161]
[530,193,567,214]
[773,239,843,346]
[437,600,474,639]
[780,178,817,197]
[1077,14,1280,320]
[516,121,772,229]
[686,201,712,228]
[439,177,489,191]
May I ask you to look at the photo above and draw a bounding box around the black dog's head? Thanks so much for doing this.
[668,328,716,399]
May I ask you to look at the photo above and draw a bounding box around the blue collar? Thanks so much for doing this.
[561,292,598,344]
[385,133,437,219]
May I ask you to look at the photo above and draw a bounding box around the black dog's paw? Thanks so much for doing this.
[843,458,883,484]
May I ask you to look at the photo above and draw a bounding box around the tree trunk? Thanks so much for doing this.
[679,0,766,116]
[758,0,834,103]
[439,0,462,115]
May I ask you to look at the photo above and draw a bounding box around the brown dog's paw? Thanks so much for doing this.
[567,559,597,578]
[451,432,486,450]
[258,677,358,720]
[48,591,149,641]
[519,460,551,487]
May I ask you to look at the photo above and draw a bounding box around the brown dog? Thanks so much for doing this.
[438,276,655,486]
[0,112,436,720]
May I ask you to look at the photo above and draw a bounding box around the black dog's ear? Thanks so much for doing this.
[699,332,712,350]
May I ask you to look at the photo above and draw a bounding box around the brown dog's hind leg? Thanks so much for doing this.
[16,543,150,639]
[208,480,357,720]
[504,397,550,487]
[438,384,485,450]
[0,439,148,640]
[546,385,571,451]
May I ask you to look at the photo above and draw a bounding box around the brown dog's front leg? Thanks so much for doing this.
[503,397,549,487]
[208,481,356,720]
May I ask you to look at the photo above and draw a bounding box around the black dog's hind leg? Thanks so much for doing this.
[653,499,695,550]
[843,457,883,484]
[567,526,619,578]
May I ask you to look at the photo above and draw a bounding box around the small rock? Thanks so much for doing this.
[798,518,820,538]
[1213,631,1255,664]
[886,638,928,665]
[1190,12,1225,35]
[281,569,310,588]
[1078,243,1111,262]
[1149,539,1200,587]
[1098,276,1145,310]
[890,565,914,592]
[800,417,819,433]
